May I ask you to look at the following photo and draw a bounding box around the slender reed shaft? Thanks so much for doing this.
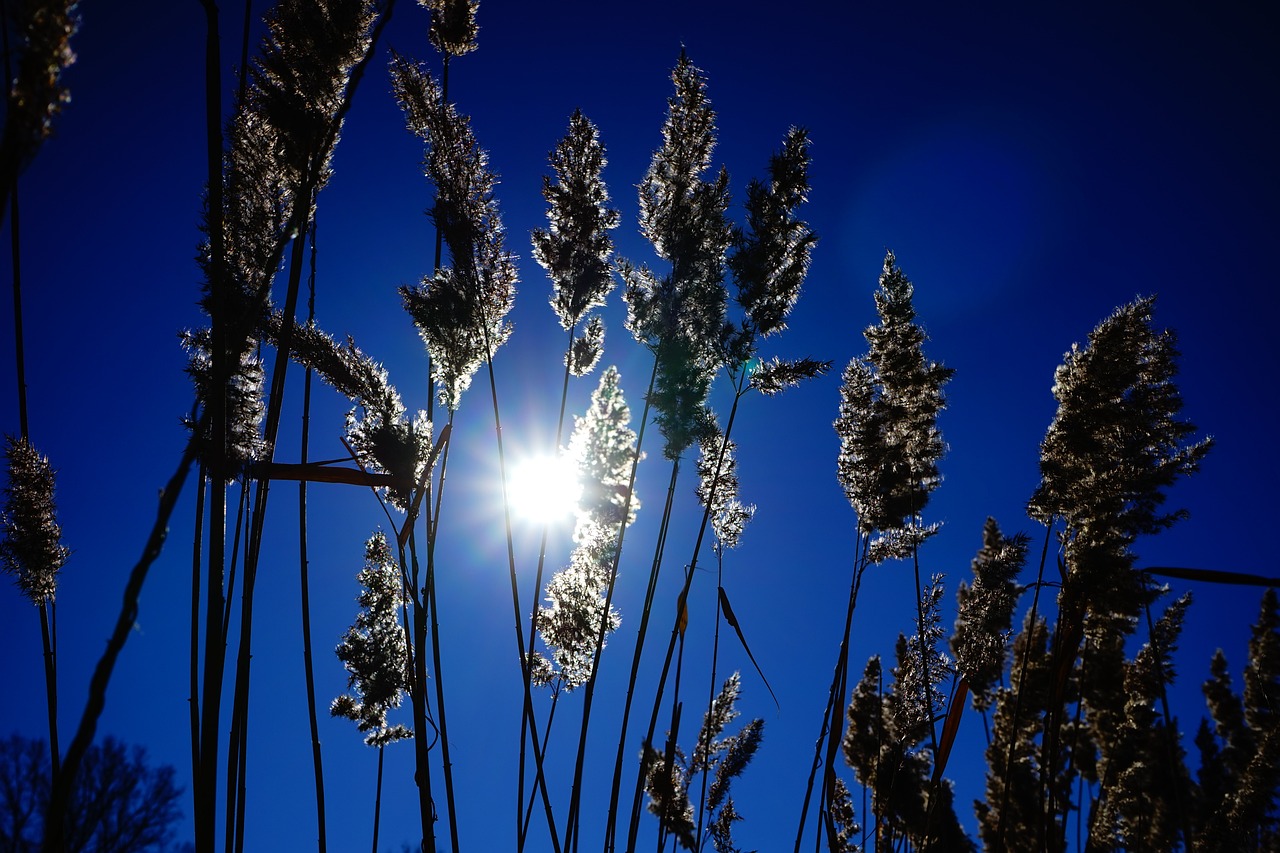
[692,549,726,846]
[518,328,575,850]
[597,454,677,853]
[479,339,563,853]
[422,524,460,852]
[42,435,200,852]
[1056,639,1089,853]
[8,182,26,438]
[3,0,28,441]
[910,534,939,754]
[298,218,327,852]
[1040,569,1073,851]
[624,386,747,853]
[795,533,866,852]
[522,689,561,841]
[232,688,249,853]
[1143,593,1195,851]
[190,467,206,792]
[195,3,228,847]
[225,205,317,851]
[793,647,841,852]
[4,9,60,790]
[200,470,228,853]
[571,361,657,853]
[994,525,1053,849]
[221,482,248,650]
[401,531,437,853]
[36,600,58,776]
[658,623,688,853]
[372,745,385,853]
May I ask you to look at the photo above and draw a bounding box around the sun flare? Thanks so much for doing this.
[507,452,583,524]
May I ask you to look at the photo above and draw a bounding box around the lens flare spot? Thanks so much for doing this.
[508,453,582,524]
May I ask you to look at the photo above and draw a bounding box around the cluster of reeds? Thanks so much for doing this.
[789,271,1265,853]
[5,2,1279,853]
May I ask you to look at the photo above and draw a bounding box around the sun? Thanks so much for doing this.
[507,452,583,525]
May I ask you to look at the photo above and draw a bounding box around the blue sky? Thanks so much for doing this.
[2,1,1277,850]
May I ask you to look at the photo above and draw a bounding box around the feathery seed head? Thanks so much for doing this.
[1,436,69,604]
[333,531,412,745]
[534,111,619,333]
[422,0,478,57]
[1028,297,1211,616]
[835,251,952,541]
[392,55,518,411]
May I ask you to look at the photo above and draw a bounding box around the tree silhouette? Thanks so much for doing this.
[0,734,187,853]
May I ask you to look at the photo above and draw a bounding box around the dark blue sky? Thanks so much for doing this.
[2,1,1277,850]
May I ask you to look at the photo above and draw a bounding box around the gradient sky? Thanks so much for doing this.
[2,1,1277,850]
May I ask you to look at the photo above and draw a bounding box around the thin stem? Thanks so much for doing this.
[575,358,658,853]
[1143,590,1195,851]
[195,0,227,846]
[3,0,28,440]
[226,210,316,852]
[5,0,55,803]
[221,479,247,650]
[995,524,1053,849]
[602,453,677,853]
[799,533,866,852]
[911,534,939,756]
[693,547,727,848]
[1057,638,1089,853]
[403,530,437,853]
[8,178,26,438]
[234,685,249,852]
[625,382,748,853]
[298,217,327,852]
[372,745,385,853]
[423,515,460,853]
[36,600,58,779]
[1039,560,1075,852]
[793,631,843,852]
[518,326,575,851]
[42,435,199,852]
[657,625,688,853]
[190,467,206,798]
[522,687,561,842]
[478,333,563,853]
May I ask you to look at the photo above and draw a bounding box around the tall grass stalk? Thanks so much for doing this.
[225,196,318,852]
[2,0,75,796]
[601,50,731,849]
[909,536,940,756]
[194,5,228,845]
[7,176,27,439]
[622,384,746,853]
[596,446,677,853]
[42,431,200,852]
[7,117,62,800]
[691,546,728,847]
[627,471,718,852]
[189,466,206,801]
[569,360,657,853]
[992,525,1052,850]
[420,507,461,851]
[517,336,573,850]
[475,316,564,852]
[522,106,624,828]
[399,530,438,853]
[792,532,866,852]
[520,682,563,842]
[192,1,389,846]
[297,218,327,851]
